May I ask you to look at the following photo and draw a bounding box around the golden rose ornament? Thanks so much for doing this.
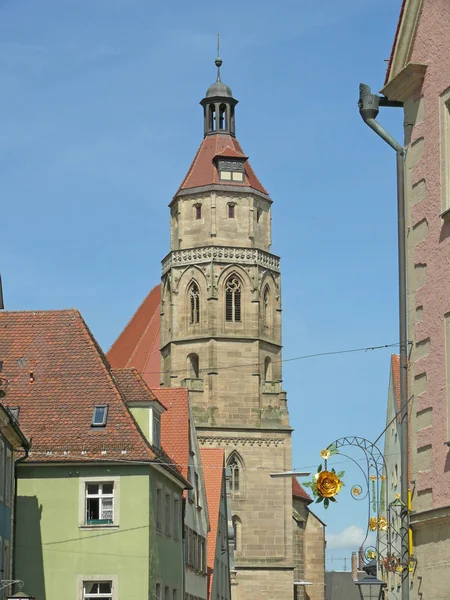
[315,470,343,498]
[378,516,388,531]
[369,517,378,531]
[320,449,331,460]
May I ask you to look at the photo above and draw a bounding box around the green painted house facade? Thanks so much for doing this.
[16,462,185,600]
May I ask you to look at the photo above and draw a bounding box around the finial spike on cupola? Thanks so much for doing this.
[200,37,238,138]
[215,33,222,81]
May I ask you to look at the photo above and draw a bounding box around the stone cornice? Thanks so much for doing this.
[410,503,450,529]
[171,184,272,205]
[162,245,280,275]
[198,436,285,447]
[381,62,427,102]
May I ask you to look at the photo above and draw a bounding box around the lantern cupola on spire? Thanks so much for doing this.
[200,51,238,137]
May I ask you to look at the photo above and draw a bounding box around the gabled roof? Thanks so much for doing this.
[384,0,406,84]
[384,0,423,85]
[292,477,312,502]
[200,448,226,600]
[214,146,248,159]
[175,134,268,197]
[153,387,190,479]
[107,285,161,388]
[0,310,158,463]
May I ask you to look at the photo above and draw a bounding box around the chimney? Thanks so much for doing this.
[358,546,365,570]
[352,552,357,580]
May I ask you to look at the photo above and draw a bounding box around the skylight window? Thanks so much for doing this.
[91,405,108,427]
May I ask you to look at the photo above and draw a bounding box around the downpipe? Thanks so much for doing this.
[358,84,409,600]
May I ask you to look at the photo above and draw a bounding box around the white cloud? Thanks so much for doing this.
[326,525,368,550]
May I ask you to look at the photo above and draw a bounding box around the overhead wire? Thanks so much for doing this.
[141,341,401,377]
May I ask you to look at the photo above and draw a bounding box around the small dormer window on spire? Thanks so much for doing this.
[218,158,245,182]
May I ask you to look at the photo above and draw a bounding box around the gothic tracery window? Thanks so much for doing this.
[227,453,241,494]
[225,275,241,322]
[189,282,200,324]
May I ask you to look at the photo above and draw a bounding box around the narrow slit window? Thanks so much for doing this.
[263,285,269,327]
[225,276,241,322]
[228,203,235,219]
[195,204,202,220]
[91,405,108,427]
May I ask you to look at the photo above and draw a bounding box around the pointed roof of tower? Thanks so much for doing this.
[175,134,269,197]
[107,284,161,388]
[174,53,270,200]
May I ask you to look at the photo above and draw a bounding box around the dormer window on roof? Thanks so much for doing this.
[91,405,108,427]
[218,158,244,182]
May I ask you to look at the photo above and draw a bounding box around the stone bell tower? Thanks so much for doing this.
[160,57,294,600]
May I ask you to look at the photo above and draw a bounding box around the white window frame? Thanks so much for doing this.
[78,476,120,529]
[91,405,108,427]
[5,449,11,508]
[77,575,118,600]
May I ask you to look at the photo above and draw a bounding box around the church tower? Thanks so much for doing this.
[161,57,294,600]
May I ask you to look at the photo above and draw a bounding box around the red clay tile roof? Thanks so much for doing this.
[200,448,225,600]
[107,285,161,388]
[112,367,168,411]
[175,134,268,197]
[384,0,406,84]
[0,310,158,463]
[292,477,312,502]
[152,387,190,479]
[214,146,248,159]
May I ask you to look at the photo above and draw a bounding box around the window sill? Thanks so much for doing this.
[79,524,119,531]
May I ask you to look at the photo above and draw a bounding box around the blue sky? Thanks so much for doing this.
[1,0,403,571]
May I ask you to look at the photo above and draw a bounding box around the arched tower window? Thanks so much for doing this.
[225,275,241,322]
[219,103,227,130]
[227,452,243,496]
[209,104,216,131]
[187,354,199,379]
[264,357,272,381]
[263,285,270,327]
[232,516,242,552]
[189,282,200,324]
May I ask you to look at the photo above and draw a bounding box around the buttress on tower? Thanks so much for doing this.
[161,59,294,599]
